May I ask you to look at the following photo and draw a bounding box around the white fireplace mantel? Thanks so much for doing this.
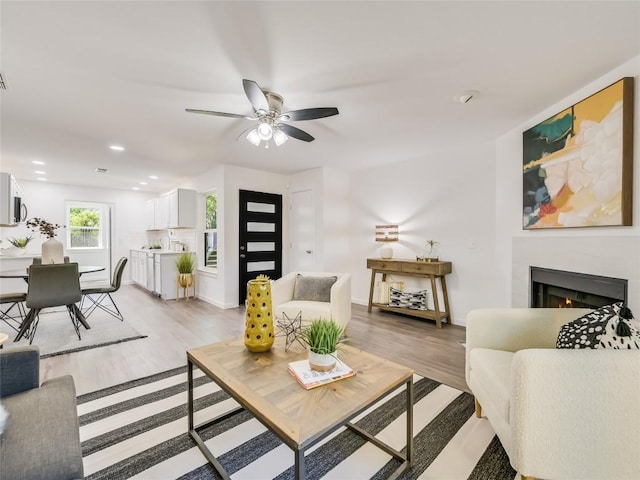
[512,235,640,309]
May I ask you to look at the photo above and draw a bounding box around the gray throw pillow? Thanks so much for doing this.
[293,274,337,302]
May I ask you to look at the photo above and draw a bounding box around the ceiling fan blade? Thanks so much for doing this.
[185,108,254,120]
[279,123,315,142]
[242,79,270,113]
[281,107,339,122]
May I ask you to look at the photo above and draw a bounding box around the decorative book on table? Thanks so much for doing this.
[288,358,356,390]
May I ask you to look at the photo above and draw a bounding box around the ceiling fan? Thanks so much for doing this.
[186,79,339,147]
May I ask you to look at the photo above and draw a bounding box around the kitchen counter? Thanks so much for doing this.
[130,249,195,300]
[131,249,189,255]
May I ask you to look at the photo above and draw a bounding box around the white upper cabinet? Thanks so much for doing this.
[146,197,165,230]
[146,188,196,230]
[160,188,196,229]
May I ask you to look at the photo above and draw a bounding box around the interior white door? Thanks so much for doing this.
[290,189,315,272]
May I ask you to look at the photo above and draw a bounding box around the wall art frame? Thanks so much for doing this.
[522,77,634,229]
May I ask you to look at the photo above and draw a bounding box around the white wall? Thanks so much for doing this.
[184,164,289,308]
[495,55,640,309]
[348,143,500,325]
[288,167,351,273]
[0,180,154,284]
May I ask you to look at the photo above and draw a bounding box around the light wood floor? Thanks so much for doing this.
[40,284,469,395]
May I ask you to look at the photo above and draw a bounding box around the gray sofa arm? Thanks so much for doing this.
[0,345,40,398]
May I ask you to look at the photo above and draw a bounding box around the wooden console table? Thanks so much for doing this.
[367,258,452,328]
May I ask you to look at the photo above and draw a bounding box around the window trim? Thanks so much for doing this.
[203,191,218,271]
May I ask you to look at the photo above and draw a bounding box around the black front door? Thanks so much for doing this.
[238,190,282,305]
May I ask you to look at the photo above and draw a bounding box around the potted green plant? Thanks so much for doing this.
[303,319,344,371]
[3,236,33,256]
[175,252,195,291]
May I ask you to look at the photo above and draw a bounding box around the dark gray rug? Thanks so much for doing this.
[77,366,516,479]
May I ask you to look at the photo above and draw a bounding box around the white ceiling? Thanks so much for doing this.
[1,1,639,194]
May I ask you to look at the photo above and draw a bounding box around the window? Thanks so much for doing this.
[66,203,103,249]
[204,192,217,268]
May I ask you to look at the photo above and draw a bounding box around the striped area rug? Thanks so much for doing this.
[77,366,517,479]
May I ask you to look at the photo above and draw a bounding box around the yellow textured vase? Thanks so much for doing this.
[244,275,274,352]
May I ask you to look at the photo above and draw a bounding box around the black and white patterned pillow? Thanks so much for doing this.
[556,302,640,349]
[389,287,428,310]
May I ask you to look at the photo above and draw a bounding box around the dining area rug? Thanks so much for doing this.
[4,308,147,358]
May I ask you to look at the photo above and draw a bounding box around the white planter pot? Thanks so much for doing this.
[308,350,337,372]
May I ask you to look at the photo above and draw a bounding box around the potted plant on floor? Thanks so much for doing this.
[303,319,344,371]
[175,252,195,289]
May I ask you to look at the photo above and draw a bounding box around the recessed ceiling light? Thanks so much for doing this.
[133,187,140,191]
[139,181,148,185]
[149,175,158,180]
[32,160,46,165]
[37,177,47,181]
[109,145,125,151]
[34,170,46,175]
[95,168,110,174]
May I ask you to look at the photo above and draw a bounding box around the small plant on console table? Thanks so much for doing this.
[303,319,344,372]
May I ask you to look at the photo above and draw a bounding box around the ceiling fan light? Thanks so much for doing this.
[246,129,261,146]
[273,129,288,146]
[257,122,273,141]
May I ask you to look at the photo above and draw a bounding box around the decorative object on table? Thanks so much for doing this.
[418,239,439,262]
[303,318,344,371]
[2,236,32,256]
[376,281,405,304]
[523,77,634,229]
[26,217,64,264]
[389,287,429,311]
[276,311,305,352]
[375,224,399,259]
[175,252,195,301]
[287,357,356,390]
[244,274,274,352]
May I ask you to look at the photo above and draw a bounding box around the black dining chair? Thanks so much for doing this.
[16,263,83,344]
[80,257,127,321]
[0,292,27,332]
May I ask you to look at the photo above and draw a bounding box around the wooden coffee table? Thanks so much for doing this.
[187,337,414,480]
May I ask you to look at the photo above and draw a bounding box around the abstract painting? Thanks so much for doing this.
[523,77,634,229]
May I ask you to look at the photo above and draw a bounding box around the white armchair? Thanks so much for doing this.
[271,272,351,330]
[466,308,640,480]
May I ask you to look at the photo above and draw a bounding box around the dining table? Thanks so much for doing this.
[0,265,105,279]
[0,265,105,341]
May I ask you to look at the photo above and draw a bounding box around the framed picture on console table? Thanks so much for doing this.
[522,77,634,229]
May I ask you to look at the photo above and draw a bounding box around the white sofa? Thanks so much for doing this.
[466,308,640,480]
[271,272,351,330]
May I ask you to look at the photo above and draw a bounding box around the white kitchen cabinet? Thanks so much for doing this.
[159,188,196,229]
[145,200,154,230]
[130,249,148,288]
[130,250,139,283]
[145,198,163,230]
[154,252,195,300]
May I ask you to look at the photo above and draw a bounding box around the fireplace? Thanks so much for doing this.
[530,267,627,309]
